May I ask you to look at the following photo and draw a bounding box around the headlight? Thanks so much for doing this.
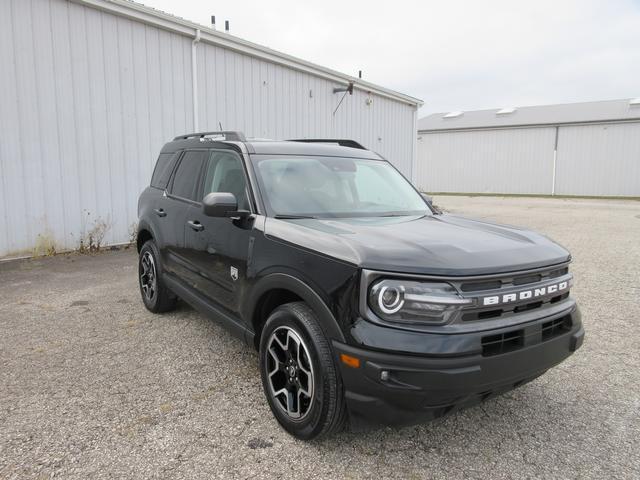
[368,279,472,325]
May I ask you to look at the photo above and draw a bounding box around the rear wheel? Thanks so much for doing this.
[138,240,177,313]
[259,302,347,440]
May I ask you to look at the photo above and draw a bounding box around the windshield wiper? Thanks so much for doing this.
[274,214,317,219]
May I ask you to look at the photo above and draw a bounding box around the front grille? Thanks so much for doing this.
[459,266,568,292]
[460,280,501,292]
[481,330,524,356]
[542,315,572,341]
[456,265,572,323]
[462,292,569,321]
[513,274,542,285]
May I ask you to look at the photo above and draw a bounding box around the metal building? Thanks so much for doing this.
[0,0,422,259]
[416,99,640,197]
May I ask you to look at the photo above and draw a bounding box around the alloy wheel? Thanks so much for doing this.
[265,326,315,419]
[140,251,157,302]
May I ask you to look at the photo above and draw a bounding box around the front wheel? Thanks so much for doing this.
[259,302,347,440]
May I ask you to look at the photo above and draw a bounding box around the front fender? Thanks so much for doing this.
[244,273,347,345]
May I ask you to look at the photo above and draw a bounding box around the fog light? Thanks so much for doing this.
[380,370,390,381]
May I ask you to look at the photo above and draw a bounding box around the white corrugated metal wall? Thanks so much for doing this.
[555,123,640,196]
[0,0,418,258]
[416,122,640,196]
[416,128,556,194]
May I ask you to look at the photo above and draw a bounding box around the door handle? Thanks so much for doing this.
[154,208,167,217]
[187,220,204,232]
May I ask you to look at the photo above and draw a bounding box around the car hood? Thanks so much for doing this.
[264,214,570,276]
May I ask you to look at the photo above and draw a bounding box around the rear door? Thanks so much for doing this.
[160,149,208,280]
[141,151,181,261]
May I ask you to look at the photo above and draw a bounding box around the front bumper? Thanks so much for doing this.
[333,306,584,426]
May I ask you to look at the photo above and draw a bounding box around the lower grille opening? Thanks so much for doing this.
[542,315,572,341]
[481,329,524,357]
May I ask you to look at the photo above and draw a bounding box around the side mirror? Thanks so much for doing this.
[203,192,238,217]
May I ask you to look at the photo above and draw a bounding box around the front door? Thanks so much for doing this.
[184,149,254,316]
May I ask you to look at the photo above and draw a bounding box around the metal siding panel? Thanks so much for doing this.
[215,46,227,129]
[131,19,152,194]
[116,16,141,239]
[555,123,640,196]
[30,0,65,251]
[417,128,556,194]
[50,0,80,250]
[68,1,97,248]
[144,24,164,174]
[199,43,213,130]
[224,49,236,130]
[101,12,126,245]
[0,0,22,255]
[16,0,51,252]
[87,7,114,245]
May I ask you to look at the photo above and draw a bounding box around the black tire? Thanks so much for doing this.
[259,302,347,440]
[138,240,177,313]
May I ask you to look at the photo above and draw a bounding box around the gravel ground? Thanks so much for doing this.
[1,196,639,479]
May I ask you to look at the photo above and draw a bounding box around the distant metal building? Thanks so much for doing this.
[417,99,640,197]
[0,0,422,258]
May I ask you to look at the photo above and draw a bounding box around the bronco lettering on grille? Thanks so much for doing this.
[482,281,569,306]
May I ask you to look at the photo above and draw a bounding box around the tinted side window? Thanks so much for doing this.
[150,153,178,189]
[202,151,250,210]
[170,151,207,201]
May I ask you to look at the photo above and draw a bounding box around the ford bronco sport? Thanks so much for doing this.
[137,131,584,440]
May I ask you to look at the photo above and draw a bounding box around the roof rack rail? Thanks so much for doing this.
[173,131,247,142]
[288,139,367,150]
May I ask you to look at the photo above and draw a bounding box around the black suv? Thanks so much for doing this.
[137,131,584,440]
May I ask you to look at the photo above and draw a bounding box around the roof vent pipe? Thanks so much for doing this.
[211,15,216,30]
[225,20,229,32]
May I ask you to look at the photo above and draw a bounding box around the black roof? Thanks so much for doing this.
[160,133,382,160]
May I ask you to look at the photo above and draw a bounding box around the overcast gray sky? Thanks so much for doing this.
[142,0,640,117]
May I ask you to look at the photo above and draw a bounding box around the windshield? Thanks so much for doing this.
[251,156,430,218]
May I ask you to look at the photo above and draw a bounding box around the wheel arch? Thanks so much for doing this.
[245,273,346,349]
[136,219,158,253]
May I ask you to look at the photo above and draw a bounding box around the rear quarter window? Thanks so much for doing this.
[150,153,179,189]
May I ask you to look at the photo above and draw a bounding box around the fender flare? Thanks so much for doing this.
[245,273,346,344]
[137,218,161,251]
